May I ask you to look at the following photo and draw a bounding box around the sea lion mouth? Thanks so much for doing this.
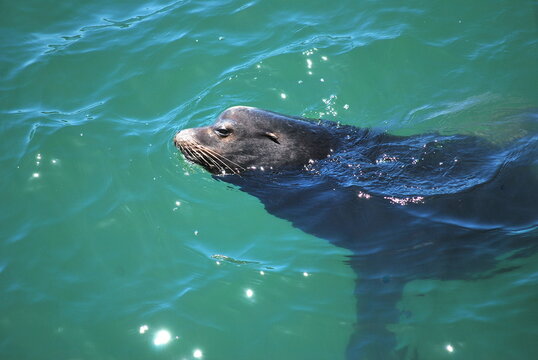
[174,132,244,175]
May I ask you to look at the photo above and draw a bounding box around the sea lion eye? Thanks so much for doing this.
[214,127,232,137]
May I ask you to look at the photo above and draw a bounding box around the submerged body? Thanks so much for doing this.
[174,106,538,359]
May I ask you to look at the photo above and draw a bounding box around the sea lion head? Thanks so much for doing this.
[174,106,337,175]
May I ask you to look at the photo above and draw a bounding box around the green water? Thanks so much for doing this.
[1,1,537,359]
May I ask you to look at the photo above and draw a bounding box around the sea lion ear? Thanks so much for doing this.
[264,132,280,144]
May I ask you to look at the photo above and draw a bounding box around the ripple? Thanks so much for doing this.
[2,1,537,359]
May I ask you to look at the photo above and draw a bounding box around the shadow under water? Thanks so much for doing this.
[217,123,538,359]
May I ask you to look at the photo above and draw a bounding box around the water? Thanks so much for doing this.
[1,1,537,359]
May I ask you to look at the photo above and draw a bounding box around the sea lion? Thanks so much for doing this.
[173,106,341,175]
[173,106,538,359]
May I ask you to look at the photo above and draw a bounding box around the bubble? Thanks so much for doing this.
[193,349,203,358]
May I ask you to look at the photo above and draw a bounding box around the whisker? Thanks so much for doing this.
[195,148,225,173]
[196,147,237,175]
[188,142,242,175]
[182,141,228,174]
[181,143,209,167]
[194,144,245,171]
[177,138,244,175]
[192,145,234,170]
[182,143,201,162]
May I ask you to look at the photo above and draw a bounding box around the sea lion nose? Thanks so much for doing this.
[173,132,180,146]
[174,130,190,147]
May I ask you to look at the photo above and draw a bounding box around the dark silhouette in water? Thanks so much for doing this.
[175,107,538,359]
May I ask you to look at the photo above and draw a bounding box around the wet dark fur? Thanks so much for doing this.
[174,106,538,359]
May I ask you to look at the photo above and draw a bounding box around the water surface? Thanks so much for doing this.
[1,1,537,359]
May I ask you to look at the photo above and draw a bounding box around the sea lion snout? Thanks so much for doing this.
[174,128,195,147]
